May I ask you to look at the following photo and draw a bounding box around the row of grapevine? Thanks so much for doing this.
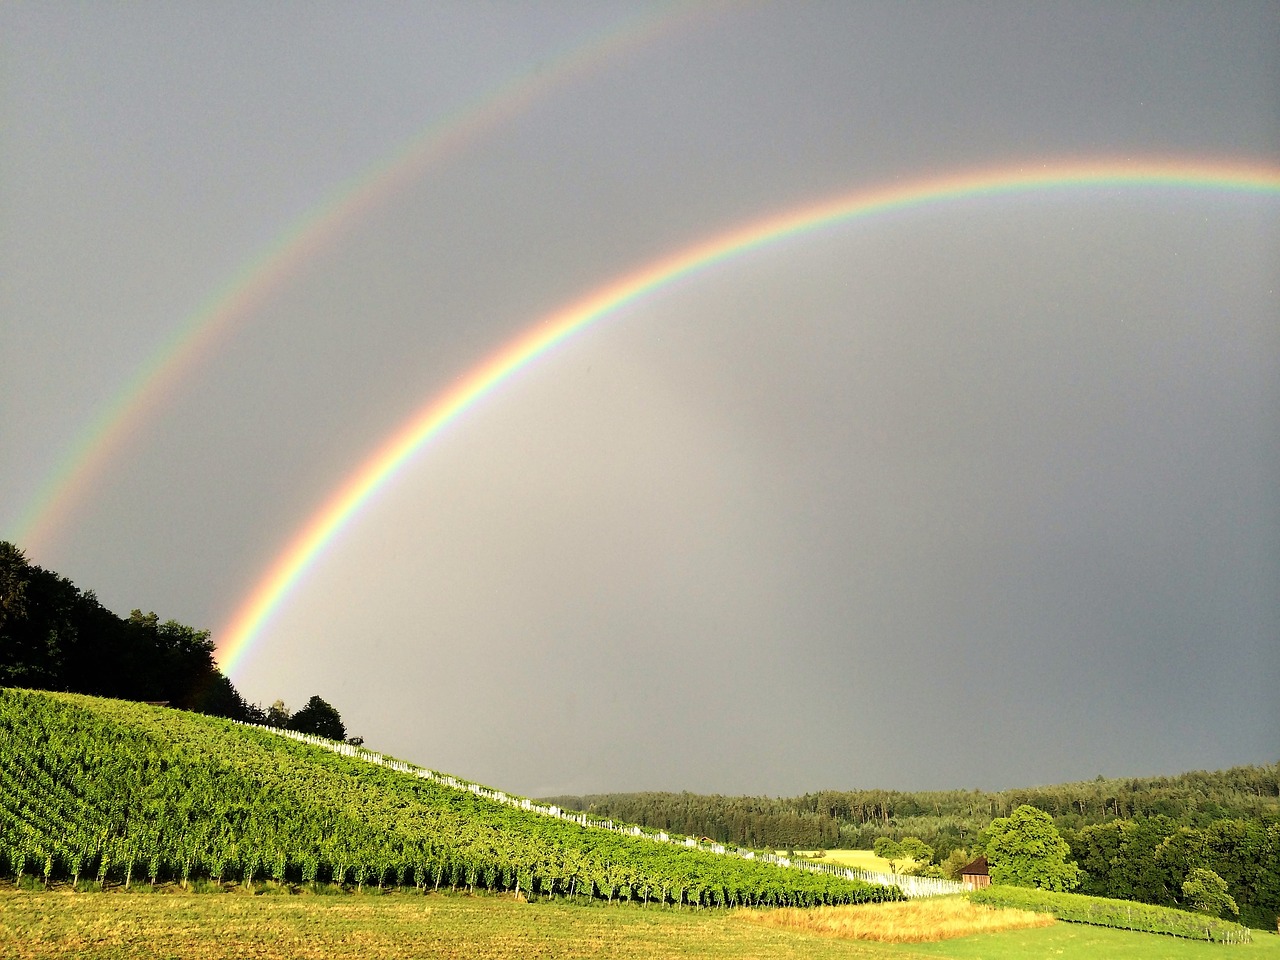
[256,724,961,897]
[0,689,903,908]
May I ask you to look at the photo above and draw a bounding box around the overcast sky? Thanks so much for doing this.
[3,2,1277,798]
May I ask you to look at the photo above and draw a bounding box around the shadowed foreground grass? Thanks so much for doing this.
[2,888,1278,960]
[736,896,1055,942]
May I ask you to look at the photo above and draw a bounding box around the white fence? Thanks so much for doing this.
[248,724,963,898]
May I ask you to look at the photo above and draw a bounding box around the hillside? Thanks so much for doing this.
[0,688,896,908]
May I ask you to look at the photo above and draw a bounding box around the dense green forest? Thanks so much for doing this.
[546,767,1280,928]
[0,689,897,908]
[546,766,1280,855]
[0,541,345,737]
[0,541,244,715]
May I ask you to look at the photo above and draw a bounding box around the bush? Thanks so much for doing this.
[970,885,1253,943]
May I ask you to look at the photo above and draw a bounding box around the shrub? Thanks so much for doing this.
[970,885,1252,943]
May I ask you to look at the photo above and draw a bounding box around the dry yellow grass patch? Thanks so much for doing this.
[737,896,1056,943]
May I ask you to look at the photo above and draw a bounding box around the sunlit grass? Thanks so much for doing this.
[5,887,1279,960]
[795,849,897,873]
[737,895,1056,942]
[0,887,901,960]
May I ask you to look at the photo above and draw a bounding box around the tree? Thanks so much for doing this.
[978,804,1082,891]
[873,836,933,874]
[126,612,221,707]
[1182,867,1239,918]
[264,700,291,728]
[0,542,29,632]
[1257,823,1280,924]
[287,695,345,740]
[940,847,973,881]
[1070,821,1122,896]
[899,837,934,866]
[873,837,904,872]
[185,670,253,721]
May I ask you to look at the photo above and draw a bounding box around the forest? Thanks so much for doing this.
[546,770,1280,928]
[0,541,345,737]
[546,766,1280,855]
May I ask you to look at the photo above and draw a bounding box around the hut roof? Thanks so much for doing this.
[960,856,989,876]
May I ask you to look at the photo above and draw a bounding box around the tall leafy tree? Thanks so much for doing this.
[978,804,1081,891]
[0,541,29,631]
[288,695,346,740]
[264,700,291,728]
[1183,868,1239,918]
[899,837,935,866]
[872,836,904,871]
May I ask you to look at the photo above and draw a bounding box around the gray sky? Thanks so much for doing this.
[3,2,1277,798]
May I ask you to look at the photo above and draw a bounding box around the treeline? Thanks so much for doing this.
[546,770,1280,928]
[0,541,346,736]
[1067,816,1280,931]
[0,690,900,909]
[545,765,1280,857]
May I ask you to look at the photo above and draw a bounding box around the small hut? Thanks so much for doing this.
[960,856,990,890]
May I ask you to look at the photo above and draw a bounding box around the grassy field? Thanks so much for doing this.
[797,850,897,873]
[908,923,1280,960]
[738,896,1054,941]
[3,888,1278,960]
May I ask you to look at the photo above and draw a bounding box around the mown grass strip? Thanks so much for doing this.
[970,885,1253,943]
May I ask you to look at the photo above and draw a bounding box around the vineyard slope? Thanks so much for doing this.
[0,689,897,908]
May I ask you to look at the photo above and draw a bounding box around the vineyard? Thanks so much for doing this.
[0,689,901,908]
[257,723,963,899]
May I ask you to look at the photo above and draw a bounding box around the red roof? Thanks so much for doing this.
[960,856,988,876]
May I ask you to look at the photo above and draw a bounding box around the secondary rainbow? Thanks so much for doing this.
[8,1,711,552]
[217,157,1280,674]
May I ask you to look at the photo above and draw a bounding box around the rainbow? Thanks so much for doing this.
[215,158,1280,675]
[8,1,712,552]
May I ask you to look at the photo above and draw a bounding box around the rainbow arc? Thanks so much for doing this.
[215,158,1280,675]
[9,3,709,551]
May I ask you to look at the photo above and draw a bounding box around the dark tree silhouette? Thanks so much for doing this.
[287,695,346,740]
